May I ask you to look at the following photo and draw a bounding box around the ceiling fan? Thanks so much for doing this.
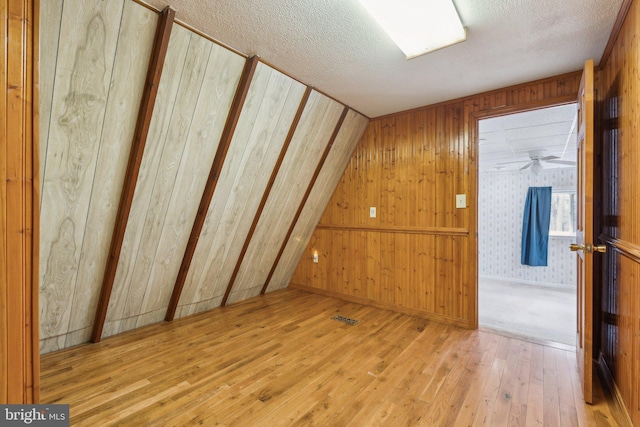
[520,155,576,173]
[497,151,577,174]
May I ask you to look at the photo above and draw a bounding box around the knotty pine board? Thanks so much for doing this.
[103,27,244,337]
[294,230,466,322]
[175,63,306,318]
[39,0,128,353]
[266,110,369,293]
[226,91,344,304]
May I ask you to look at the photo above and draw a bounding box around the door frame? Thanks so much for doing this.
[470,97,580,332]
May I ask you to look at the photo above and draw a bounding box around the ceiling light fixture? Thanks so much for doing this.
[530,160,543,175]
[357,0,466,59]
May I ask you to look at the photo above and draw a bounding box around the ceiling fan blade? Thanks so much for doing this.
[520,161,534,171]
[546,159,576,165]
[496,159,530,166]
[541,155,559,161]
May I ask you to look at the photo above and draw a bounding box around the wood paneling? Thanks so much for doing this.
[102,26,245,337]
[91,6,175,343]
[37,0,368,352]
[2,0,39,403]
[39,0,159,352]
[291,73,582,327]
[164,56,259,321]
[599,0,640,423]
[175,63,306,318]
[269,110,370,292]
[38,0,62,197]
[224,93,346,303]
[39,290,625,425]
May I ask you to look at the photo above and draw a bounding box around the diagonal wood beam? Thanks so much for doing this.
[220,86,312,307]
[91,7,175,343]
[164,56,260,321]
[260,106,349,295]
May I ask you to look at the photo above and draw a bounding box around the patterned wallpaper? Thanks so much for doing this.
[479,167,577,286]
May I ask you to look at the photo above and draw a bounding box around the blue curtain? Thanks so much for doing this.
[521,186,552,266]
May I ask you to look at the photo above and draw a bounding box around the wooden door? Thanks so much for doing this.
[573,59,595,404]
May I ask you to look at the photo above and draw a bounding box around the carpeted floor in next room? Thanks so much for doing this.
[479,278,576,347]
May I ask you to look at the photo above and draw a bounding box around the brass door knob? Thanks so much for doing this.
[569,243,607,253]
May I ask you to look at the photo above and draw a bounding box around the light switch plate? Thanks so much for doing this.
[456,194,467,208]
[369,207,377,218]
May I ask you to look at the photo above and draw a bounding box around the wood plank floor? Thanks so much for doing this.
[40,289,623,426]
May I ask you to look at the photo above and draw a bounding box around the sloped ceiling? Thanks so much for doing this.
[39,0,368,352]
[142,0,623,118]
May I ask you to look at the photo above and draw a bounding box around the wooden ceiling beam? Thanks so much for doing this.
[91,7,175,343]
[164,56,260,321]
[260,106,349,295]
[220,86,313,307]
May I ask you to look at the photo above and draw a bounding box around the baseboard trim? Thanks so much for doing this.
[596,352,634,427]
[289,283,470,329]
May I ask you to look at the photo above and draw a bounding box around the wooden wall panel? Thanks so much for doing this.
[225,91,344,304]
[39,0,157,353]
[598,0,640,423]
[269,110,369,291]
[289,73,581,327]
[175,64,306,318]
[102,26,244,337]
[102,24,190,338]
[38,0,62,197]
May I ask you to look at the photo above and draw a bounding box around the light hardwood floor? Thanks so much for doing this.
[40,290,623,426]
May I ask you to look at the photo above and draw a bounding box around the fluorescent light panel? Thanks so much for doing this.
[358,0,466,59]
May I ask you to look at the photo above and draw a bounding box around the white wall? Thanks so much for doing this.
[479,167,577,287]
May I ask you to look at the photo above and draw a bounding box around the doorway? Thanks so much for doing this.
[477,104,578,348]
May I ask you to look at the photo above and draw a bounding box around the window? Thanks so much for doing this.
[549,190,577,237]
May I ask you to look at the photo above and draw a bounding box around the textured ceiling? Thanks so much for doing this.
[141,0,622,118]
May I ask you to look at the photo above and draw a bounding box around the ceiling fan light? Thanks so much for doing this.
[531,160,543,175]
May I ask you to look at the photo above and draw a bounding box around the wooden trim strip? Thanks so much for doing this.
[315,224,469,236]
[260,107,349,295]
[3,0,39,403]
[165,56,260,321]
[220,86,313,306]
[470,96,577,121]
[599,233,640,264]
[599,0,633,68]
[91,7,175,343]
[31,0,41,403]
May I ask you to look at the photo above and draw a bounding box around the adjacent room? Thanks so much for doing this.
[478,104,578,348]
[3,0,640,426]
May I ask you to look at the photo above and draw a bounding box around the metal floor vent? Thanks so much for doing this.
[332,315,358,325]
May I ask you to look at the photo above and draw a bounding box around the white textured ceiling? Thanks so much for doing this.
[142,0,622,118]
